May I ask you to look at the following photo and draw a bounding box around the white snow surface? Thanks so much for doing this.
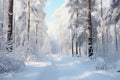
[1,54,120,80]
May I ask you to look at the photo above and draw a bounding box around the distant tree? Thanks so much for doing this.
[27,0,30,53]
[100,0,106,54]
[106,0,120,52]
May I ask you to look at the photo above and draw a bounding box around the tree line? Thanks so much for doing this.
[0,0,51,61]
[66,0,120,58]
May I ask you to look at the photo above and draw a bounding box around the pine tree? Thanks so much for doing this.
[87,0,93,57]
[66,0,89,57]
[105,0,120,53]
[7,0,14,53]
[66,0,81,56]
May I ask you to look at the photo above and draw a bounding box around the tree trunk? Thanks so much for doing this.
[27,0,30,52]
[79,46,81,56]
[75,0,79,56]
[7,0,14,52]
[1,0,4,31]
[76,41,78,56]
[115,23,118,52]
[87,0,93,57]
[100,0,105,54]
[13,13,15,47]
[36,24,38,44]
[72,32,74,56]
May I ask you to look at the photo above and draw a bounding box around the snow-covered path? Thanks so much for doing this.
[1,54,120,80]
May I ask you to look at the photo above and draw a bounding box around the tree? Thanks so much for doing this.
[7,0,14,53]
[66,0,90,57]
[0,0,4,31]
[100,0,106,55]
[105,0,120,53]
[66,0,82,56]
[27,0,30,53]
[87,0,93,57]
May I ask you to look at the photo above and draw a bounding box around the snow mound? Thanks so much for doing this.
[95,57,107,70]
[0,56,25,74]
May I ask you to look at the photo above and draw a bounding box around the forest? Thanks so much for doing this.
[0,0,120,80]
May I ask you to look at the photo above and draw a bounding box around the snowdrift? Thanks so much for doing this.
[0,55,25,74]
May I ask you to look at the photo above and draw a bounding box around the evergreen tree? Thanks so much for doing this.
[66,0,89,56]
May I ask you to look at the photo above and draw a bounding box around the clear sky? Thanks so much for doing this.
[45,0,65,22]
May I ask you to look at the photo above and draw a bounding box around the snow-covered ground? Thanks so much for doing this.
[1,54,120,80]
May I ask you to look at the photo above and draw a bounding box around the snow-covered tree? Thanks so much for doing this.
[5,0,51,61]
[1,0,52,66]
[66,0,95,57]
[103,0,120,58]
[66,0,80,56]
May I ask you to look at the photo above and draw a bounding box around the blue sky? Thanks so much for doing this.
[45,0,65,22]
